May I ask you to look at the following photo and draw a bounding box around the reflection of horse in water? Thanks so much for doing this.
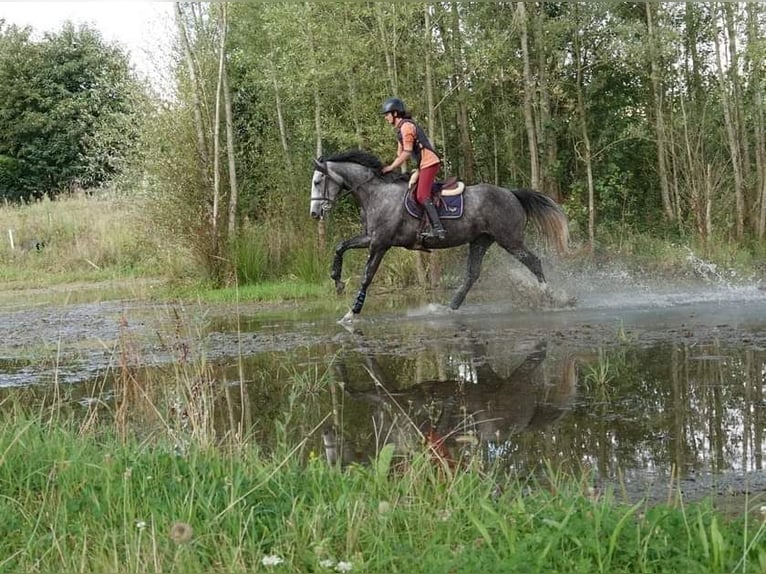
[325,334,578,468]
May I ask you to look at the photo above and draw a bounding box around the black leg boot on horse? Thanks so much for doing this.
[421,198,446,239]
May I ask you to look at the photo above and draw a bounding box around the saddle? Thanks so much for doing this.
[408,169,465,196]
[404,171,465,222]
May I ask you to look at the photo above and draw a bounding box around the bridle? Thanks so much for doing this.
[311,159,375,206]
[311,160,347,205]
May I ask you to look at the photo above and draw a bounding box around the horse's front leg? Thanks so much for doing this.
[331,234,370,294]
[339,247,389,323]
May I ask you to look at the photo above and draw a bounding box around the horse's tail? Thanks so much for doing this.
[511,188,569,254]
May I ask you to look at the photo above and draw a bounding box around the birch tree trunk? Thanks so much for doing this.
[424,5,435,143]
[175,2,209,180]
[376,4,398,95]
[223,65,239,241]
[573,8,595,251]
[305,4,325,249]
[646,2,674,222]
[450,3,475,183]
[517,2,539,190]
[725,4,750,183]
[533,3,559,202]
[747,4,766,238]
[271,64,292,174]
[212,5,226,238]
[714,4,745,239]
[423,4,439,289]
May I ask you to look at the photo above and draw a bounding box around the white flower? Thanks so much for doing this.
[262,554,284,567]
[335,561,353,573]
[319,559,336,568]
[135,520,147,530]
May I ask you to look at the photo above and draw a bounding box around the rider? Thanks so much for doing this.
[380,97,446,240]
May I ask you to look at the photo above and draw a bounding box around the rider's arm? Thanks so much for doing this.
[382,122,415,174]
[383,149,411,173]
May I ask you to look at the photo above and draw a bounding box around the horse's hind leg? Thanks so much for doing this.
[450,235,494,310]
[501,242,546,284]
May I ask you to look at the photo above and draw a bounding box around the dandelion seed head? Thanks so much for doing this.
[169,521,193,544]
[335,561,353,573]
[262,554,284,567]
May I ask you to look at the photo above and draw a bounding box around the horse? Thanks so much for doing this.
[309,149,569,322]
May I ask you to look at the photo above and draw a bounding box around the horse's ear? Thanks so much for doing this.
[313,159,326,174]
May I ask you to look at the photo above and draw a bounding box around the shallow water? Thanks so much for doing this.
[2,263,766,501]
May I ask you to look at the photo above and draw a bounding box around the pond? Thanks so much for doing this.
[2,264,766,502]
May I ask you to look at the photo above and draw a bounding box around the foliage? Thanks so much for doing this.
[6,3,766,289]
[0,22,145,200]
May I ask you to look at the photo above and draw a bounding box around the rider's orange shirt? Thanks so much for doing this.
[396,119,440,169]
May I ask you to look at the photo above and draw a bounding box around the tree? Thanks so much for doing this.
[0,22,142,201]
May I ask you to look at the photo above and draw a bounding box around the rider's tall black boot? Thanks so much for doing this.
[421,198,447,239]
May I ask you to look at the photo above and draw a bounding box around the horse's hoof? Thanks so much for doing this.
[338,309,357,324]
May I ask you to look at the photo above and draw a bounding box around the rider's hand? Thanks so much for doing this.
[381,165,392,174]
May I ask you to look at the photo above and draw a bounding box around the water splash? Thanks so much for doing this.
[685,248,730,285]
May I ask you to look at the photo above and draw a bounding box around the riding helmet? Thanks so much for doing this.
[381,97,406,115]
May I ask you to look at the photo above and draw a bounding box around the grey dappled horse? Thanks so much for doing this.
[309,150,569,322]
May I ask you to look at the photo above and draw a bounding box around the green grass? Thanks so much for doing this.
[179,280,330,304]
[1,408,765,574]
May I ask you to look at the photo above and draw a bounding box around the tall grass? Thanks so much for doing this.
[1,406,765,573]
[0,192,162,284]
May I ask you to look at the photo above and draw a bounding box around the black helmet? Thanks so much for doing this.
[381,97,406,115]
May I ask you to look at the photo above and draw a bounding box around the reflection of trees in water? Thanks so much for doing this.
[512,343,766,479]
[161,337,766,480]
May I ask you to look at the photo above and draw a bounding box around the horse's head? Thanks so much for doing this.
[310,160,348,220]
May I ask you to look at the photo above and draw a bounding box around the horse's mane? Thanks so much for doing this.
[321,149,408,183]
[322,149,384,170]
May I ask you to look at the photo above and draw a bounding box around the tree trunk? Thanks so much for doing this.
[680,99,701,239]
[174,2,209,181]
[376,4,398,95]
[305,7,325,250]
[573,7,595,251]
[533,3,560,202]
[517,2,539,191]
[714,4,745,239]
[423,4,440,289]
[725,4,750,187]
[212,4,226,238]
[424,5,435,143]
[271,64,293,174]
[450,3,475,183]
[747,4,766,238]
[646,2,674,222]
[224,64,239,242]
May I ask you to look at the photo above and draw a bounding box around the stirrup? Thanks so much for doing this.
[420,227,446,240]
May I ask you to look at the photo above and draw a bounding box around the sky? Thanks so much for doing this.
[0,1,175,91]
